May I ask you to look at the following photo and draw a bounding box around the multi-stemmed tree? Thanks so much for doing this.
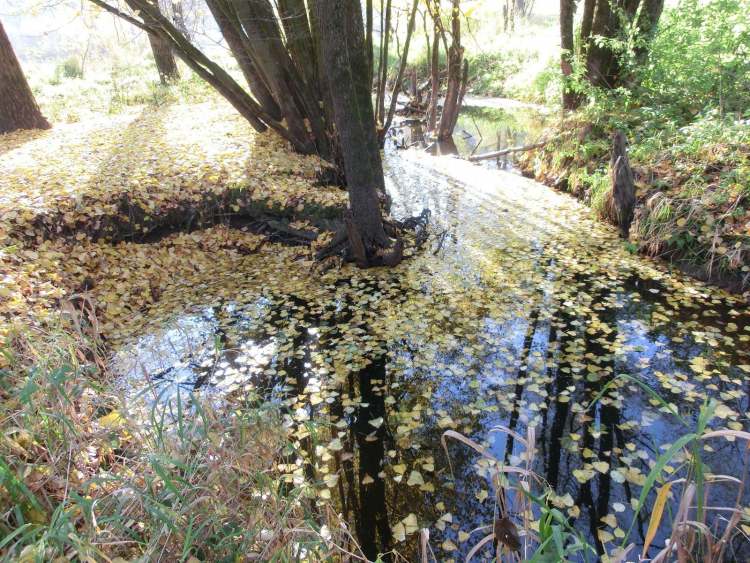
[89,0,400,265]
[560,0,666,109]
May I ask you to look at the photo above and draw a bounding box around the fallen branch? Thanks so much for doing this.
[468,140,548,162]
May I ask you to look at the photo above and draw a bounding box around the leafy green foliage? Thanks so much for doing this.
[638,0,750,119]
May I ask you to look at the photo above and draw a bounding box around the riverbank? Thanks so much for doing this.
[516,109,750,296]
[0,100,359,561]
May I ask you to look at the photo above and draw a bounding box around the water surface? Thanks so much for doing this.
[112,118,750,561]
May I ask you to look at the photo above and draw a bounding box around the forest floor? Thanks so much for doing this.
[0,100,347,345]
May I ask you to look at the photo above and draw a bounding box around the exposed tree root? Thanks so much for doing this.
[315,208,430,268]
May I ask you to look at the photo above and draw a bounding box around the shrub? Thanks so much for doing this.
[54,57,83,81]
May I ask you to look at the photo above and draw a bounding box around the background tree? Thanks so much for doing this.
[434,0,468,141]
[146,31,179,83]
[560,0,666,108]
[0,19,50,134]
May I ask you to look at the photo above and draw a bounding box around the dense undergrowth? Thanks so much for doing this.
[519,0,750,293]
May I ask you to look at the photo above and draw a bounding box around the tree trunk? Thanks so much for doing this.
[449,59,469,132]
[606,130,636,238]
[170,0,190,39]
[277,0,319,96]
[366,0,374,85]
[634,0,665,62]
[585,0,619,88]
[204,0,282,120]
[0,20,50,134]
[376,0,392,124]
[315,0,389,257]
[559,0,579,110]
[147,31,180,83]
[580,0,596,47]
[381,0,419,142]
[427,23,439,131]
[437,0,462,141]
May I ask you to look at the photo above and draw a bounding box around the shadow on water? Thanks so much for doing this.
[112,106,750,561]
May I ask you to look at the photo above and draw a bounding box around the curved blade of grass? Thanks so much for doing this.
[622,432,697,550]
[586,373,686,426]
[465,532,494,563]
[642,481,673,558]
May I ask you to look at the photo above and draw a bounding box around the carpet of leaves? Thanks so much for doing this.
[0,100,347,360]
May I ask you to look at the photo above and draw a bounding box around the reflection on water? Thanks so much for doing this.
[389,103,549,172]
[112,131,749,560]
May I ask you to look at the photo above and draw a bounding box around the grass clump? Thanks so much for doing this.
[0,321,359,562]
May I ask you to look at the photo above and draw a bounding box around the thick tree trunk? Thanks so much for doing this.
[437,0,462,141]
[147,31,180,83]
[0,21,50,134]
[585,0,619,88]
[315,0,389,257]
[559,0,579,110]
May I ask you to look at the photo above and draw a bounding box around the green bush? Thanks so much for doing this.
[54,57,83,81]
[467,51,528,97]
[637,0,750,120]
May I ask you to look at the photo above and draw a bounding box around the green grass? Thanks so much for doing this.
[0,321,355,562]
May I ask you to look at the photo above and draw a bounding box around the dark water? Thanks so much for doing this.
[113,111,750,561]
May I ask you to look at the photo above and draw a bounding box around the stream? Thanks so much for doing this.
[112,102,750,561]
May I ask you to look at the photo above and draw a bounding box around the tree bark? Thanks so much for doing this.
[170,0,190,39]
[580,0,596,46]
[204,0,282,120]
[449,58,469,132]
[634,0,665,62]
[147,31,179,83]
[0,20,50,134]
[427,22,439,131]
[277,0,319,95]
[315,0,389,255]
[375,0,392,124]
[559,0,579,110]
[607,130,636,238]
[437,0,463,141]
[585,0,619,88]
[366,0,374,85]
